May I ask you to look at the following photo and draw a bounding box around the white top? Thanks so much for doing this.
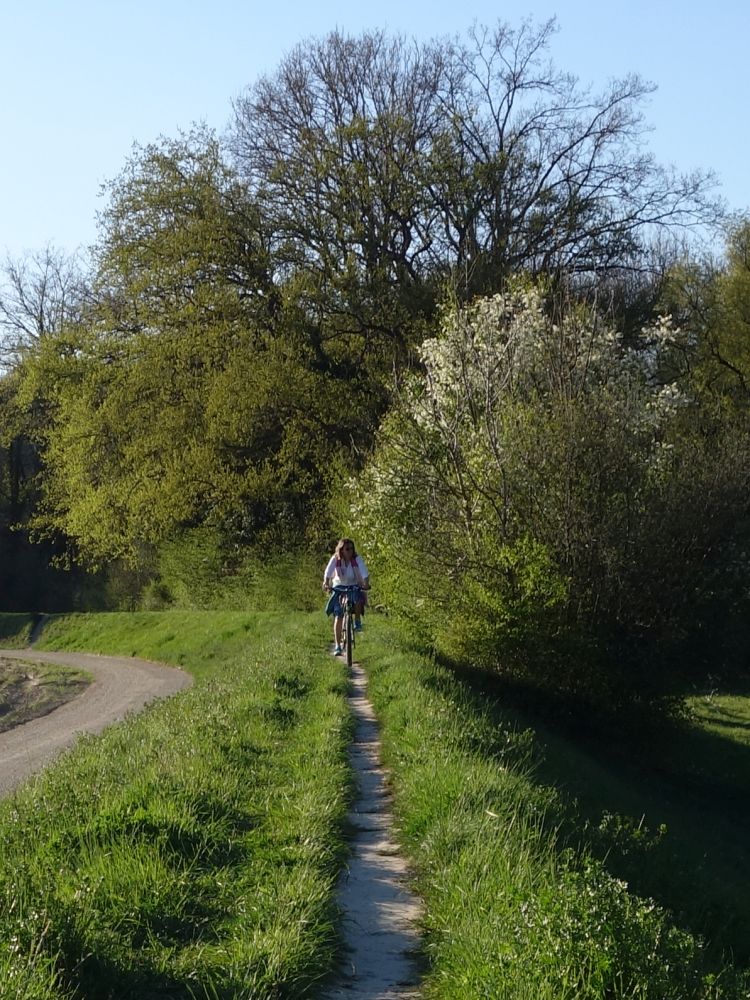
[324,554,369,588]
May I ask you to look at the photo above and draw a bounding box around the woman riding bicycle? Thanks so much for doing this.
[323,538,370,655]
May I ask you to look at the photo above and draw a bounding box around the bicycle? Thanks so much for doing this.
[331,584,360,668]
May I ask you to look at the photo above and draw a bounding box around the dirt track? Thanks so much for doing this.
[325,657,423,999]
[0,648,191,796]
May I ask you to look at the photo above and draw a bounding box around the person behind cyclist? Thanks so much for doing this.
[323,538,370,655]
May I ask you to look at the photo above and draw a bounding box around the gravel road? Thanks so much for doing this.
[0,648,191,796]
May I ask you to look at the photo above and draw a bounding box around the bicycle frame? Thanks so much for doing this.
[332,584,359,667]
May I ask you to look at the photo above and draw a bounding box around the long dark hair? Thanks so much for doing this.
[334,537,357,562]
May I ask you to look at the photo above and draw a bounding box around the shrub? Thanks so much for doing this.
[352,284,750,711]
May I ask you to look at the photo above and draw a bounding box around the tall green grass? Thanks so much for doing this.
[7,607,749,997]
[0,611,351,999]
[516,687,750,967]
[362,620,750,999]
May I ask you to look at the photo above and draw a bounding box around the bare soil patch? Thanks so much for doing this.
[0,656,92,733]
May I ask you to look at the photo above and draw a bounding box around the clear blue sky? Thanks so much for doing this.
[2,0,747,261]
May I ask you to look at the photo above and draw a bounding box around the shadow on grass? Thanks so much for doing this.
[61,947,199,1000]
[419,646,750,967]
[0,612,34,647]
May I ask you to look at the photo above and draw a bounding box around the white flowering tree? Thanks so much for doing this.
[352,283,750,708]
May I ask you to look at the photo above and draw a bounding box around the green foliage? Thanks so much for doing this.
[15,130,267,563]
[13,130,341,569]
[2,20,724,603]
[431,536,568,670]
[143,528,323,613]
[0,376,89,613]
[352,284,750,710]
[142,527,242,609]
[668,220,750,412]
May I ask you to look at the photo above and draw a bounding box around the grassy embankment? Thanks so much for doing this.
[0,612,36,647]
[0,611,352,1000]
[3,609,750,998]
[360,620,750,1000]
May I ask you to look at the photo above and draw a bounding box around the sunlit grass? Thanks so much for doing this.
[690,690,750,748]
[6,607,749,997]
[0,611,352,999]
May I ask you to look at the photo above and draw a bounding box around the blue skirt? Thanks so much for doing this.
[325,588,364,617]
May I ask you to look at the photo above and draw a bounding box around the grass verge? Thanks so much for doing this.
[0,612,35,647]
[0,611,351,1000]
[362,618,750,999]
[511,682,750,970]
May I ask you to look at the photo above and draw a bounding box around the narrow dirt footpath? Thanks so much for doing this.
[326,658,423,999]
[0,648,191,797]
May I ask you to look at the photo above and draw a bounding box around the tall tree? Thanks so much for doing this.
[231,20,719,323]
[17,130,287,564]
[669,220,750,410]
[231,29,443,373]
[0,246,85,366]
[426,22,718,287]
[0,249,89,606]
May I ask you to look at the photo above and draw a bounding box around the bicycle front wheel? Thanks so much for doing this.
[345,609,354,668]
